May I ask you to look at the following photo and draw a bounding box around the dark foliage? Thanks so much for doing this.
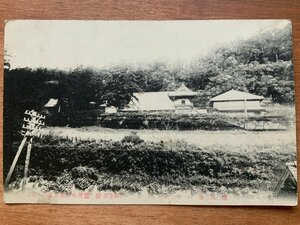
[7,136,296,194]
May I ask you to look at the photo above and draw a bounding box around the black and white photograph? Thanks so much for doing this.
[3,20,297,205]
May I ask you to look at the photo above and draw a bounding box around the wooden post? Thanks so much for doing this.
[244,98,248,119]
[5,110,45,191]
[22,137,33,190]
[244,98,248,129]
[4,137,27,190]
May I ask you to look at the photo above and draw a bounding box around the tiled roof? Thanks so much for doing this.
[123,92,175,111]
[210,89,264,102]
[168,83,197,97]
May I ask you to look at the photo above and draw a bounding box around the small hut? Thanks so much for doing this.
[43,98,60,115]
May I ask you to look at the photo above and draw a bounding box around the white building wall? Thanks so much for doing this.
[213,100,262,111]
[105,106,117,113]
[173,98,194,109]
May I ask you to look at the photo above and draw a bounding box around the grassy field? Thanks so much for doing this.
[42,126,296,149]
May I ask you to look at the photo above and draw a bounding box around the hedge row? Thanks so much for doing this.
[47,110,291,131]
[48,111,244,130]
[9,135,296,193]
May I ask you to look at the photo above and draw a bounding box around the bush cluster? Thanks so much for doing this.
[8,135,295,194]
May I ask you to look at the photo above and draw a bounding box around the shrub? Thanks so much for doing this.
[73,178,95,190]
[71,166,98,181]
[37,171,74,193]
[121,131,144,144]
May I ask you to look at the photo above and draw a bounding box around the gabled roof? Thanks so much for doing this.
[210,89,264,102]
[123,92,175,111]
[168,83,197,97]
[44,98,58,107]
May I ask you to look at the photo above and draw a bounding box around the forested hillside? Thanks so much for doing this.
[186,23,294,105]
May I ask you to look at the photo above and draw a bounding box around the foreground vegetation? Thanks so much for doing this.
[8,133,296,197]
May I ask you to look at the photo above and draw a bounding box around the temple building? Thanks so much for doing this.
[122,84,197,112]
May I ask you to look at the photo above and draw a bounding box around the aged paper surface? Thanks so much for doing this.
[3,20,297,205]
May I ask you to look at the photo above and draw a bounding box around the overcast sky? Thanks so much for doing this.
[5,20,290,70]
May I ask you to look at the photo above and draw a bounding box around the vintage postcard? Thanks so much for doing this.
[3,20,297,205]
